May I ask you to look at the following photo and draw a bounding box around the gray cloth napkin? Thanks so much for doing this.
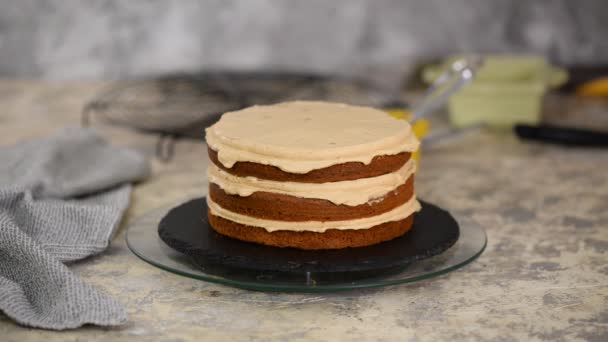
[0,128,150,330]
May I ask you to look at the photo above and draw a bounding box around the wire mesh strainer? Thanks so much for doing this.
[82,72,384,160]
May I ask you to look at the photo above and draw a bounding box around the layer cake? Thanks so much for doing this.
[205,101,421,249]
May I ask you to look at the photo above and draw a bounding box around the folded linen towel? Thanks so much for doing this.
[0,128,149,330]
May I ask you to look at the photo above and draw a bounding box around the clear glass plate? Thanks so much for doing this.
[126,202,486,292]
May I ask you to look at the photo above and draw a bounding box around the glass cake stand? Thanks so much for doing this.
[126,200,486,292]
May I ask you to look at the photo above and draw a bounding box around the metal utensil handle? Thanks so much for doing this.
[411,56,483,123]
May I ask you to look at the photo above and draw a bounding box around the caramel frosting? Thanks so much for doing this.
[207,195,420,233]
[205,101,420,173]
[208,159,416,206]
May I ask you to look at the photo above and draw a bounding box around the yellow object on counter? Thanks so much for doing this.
[385,108,429,164]
[576,77,608,97]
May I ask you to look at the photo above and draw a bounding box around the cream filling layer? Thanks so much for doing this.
[206,131,418,173]
[207,196,421,233]
[208,159,416,206]
[205,101,420,173]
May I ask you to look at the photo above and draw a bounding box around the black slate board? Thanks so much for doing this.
[158,198,459,276]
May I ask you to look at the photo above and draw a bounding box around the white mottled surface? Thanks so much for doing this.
[1,1,608,79]
[0,80,607,341]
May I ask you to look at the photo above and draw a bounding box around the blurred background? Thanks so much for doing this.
[2,0,608,156]
[1,0,606,80]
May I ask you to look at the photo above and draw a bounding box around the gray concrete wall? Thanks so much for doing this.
[1,0,607,79]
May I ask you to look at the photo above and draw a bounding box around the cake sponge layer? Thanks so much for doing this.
[207,195,420,233]
[209,176,414,222]
[208,212,414,250]
[209,147,410,183]
[208,158,415,206]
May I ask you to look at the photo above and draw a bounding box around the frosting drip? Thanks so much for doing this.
[205,101,420,173]
[208,159,416,206]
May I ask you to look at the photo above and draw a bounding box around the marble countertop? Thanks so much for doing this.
[0,80,606,341]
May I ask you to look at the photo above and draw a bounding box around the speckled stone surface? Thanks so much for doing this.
[0,80,607,341]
